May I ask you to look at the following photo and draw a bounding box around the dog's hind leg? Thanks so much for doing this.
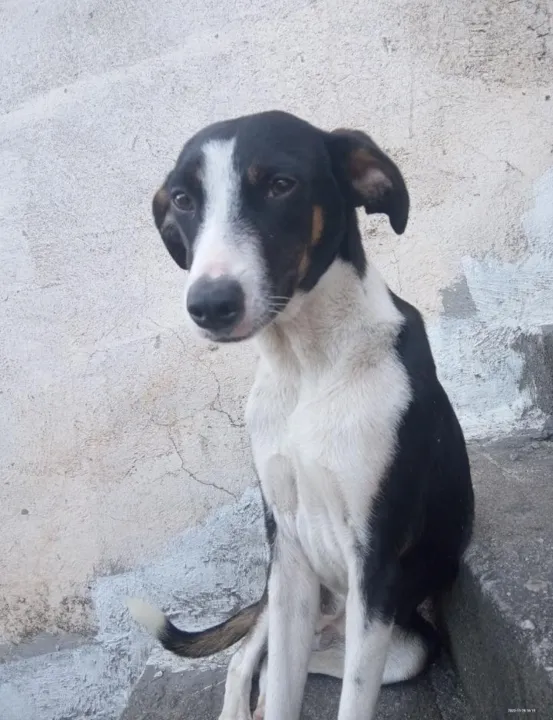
[252,656,268,720]
[382,621,431,684]
[303,619,430,686]
[219,606,268,720]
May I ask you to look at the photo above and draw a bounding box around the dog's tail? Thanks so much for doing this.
[126,594,265,658]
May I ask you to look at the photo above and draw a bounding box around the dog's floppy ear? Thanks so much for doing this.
[152,185,189,270]
[326,129,409,235]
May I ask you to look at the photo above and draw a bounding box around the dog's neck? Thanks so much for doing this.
[255,259,403,378]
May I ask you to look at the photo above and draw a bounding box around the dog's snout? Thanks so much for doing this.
[187,275,245,332]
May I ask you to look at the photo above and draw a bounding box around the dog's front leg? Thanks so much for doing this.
[264,524,320,720]
[337,562,395,720]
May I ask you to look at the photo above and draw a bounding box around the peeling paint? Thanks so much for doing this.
[513,332,553,416]
[440,276,477,319]
[430,167,553,438]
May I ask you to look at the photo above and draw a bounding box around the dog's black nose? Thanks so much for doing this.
[187,276,245,332]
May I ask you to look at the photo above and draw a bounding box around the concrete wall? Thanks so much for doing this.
[1,0,552,645]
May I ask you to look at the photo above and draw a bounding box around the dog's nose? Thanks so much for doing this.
[187,275,245,332]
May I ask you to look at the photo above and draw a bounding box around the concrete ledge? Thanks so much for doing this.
[446,435,553,719]
[121,654,473,720]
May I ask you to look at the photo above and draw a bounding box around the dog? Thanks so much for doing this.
[128,110,474,720]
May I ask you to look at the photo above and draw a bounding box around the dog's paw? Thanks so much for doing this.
[252,695,265,720]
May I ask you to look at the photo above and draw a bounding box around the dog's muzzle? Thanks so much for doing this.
[186,275,246,334]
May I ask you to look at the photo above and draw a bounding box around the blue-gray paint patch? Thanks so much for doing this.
[440,276,477,319]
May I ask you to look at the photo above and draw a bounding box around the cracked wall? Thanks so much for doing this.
[0,0,552,644]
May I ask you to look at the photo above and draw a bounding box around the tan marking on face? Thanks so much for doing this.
[155,187,169,203]
[311,205,324,246]
[398,528,418,559]
[398,538,410,558]
[247,164,260,184]
[152,187,170,230]
[298,247,310,280]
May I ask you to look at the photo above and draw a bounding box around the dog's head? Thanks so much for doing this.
[153,111,408,342]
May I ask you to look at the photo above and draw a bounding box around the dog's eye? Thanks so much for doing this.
[267,176,297,199]
[172,191,195,213]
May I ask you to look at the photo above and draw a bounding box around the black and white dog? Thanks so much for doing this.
[128,111,474,720]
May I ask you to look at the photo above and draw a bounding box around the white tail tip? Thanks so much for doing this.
[126,597,166,637]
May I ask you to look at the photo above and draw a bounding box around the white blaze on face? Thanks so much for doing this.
[188,139,239,283]
[185,138,267,337]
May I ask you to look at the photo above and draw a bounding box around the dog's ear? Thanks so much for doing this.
[152,185,189,269]
[326,129,409,235]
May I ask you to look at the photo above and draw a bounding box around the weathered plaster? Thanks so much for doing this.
[0,490,267,720]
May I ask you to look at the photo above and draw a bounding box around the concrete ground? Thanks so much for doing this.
[121,659,473,720]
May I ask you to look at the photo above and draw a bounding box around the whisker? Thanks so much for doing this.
[267,302,288,313]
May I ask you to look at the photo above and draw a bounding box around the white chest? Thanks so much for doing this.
[245,354,410,594]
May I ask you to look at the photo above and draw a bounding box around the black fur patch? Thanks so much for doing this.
[361,292,474,624]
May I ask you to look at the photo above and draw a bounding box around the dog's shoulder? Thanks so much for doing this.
[387,288,470,478]
[384,288,469,483]
[388,291,436,387]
